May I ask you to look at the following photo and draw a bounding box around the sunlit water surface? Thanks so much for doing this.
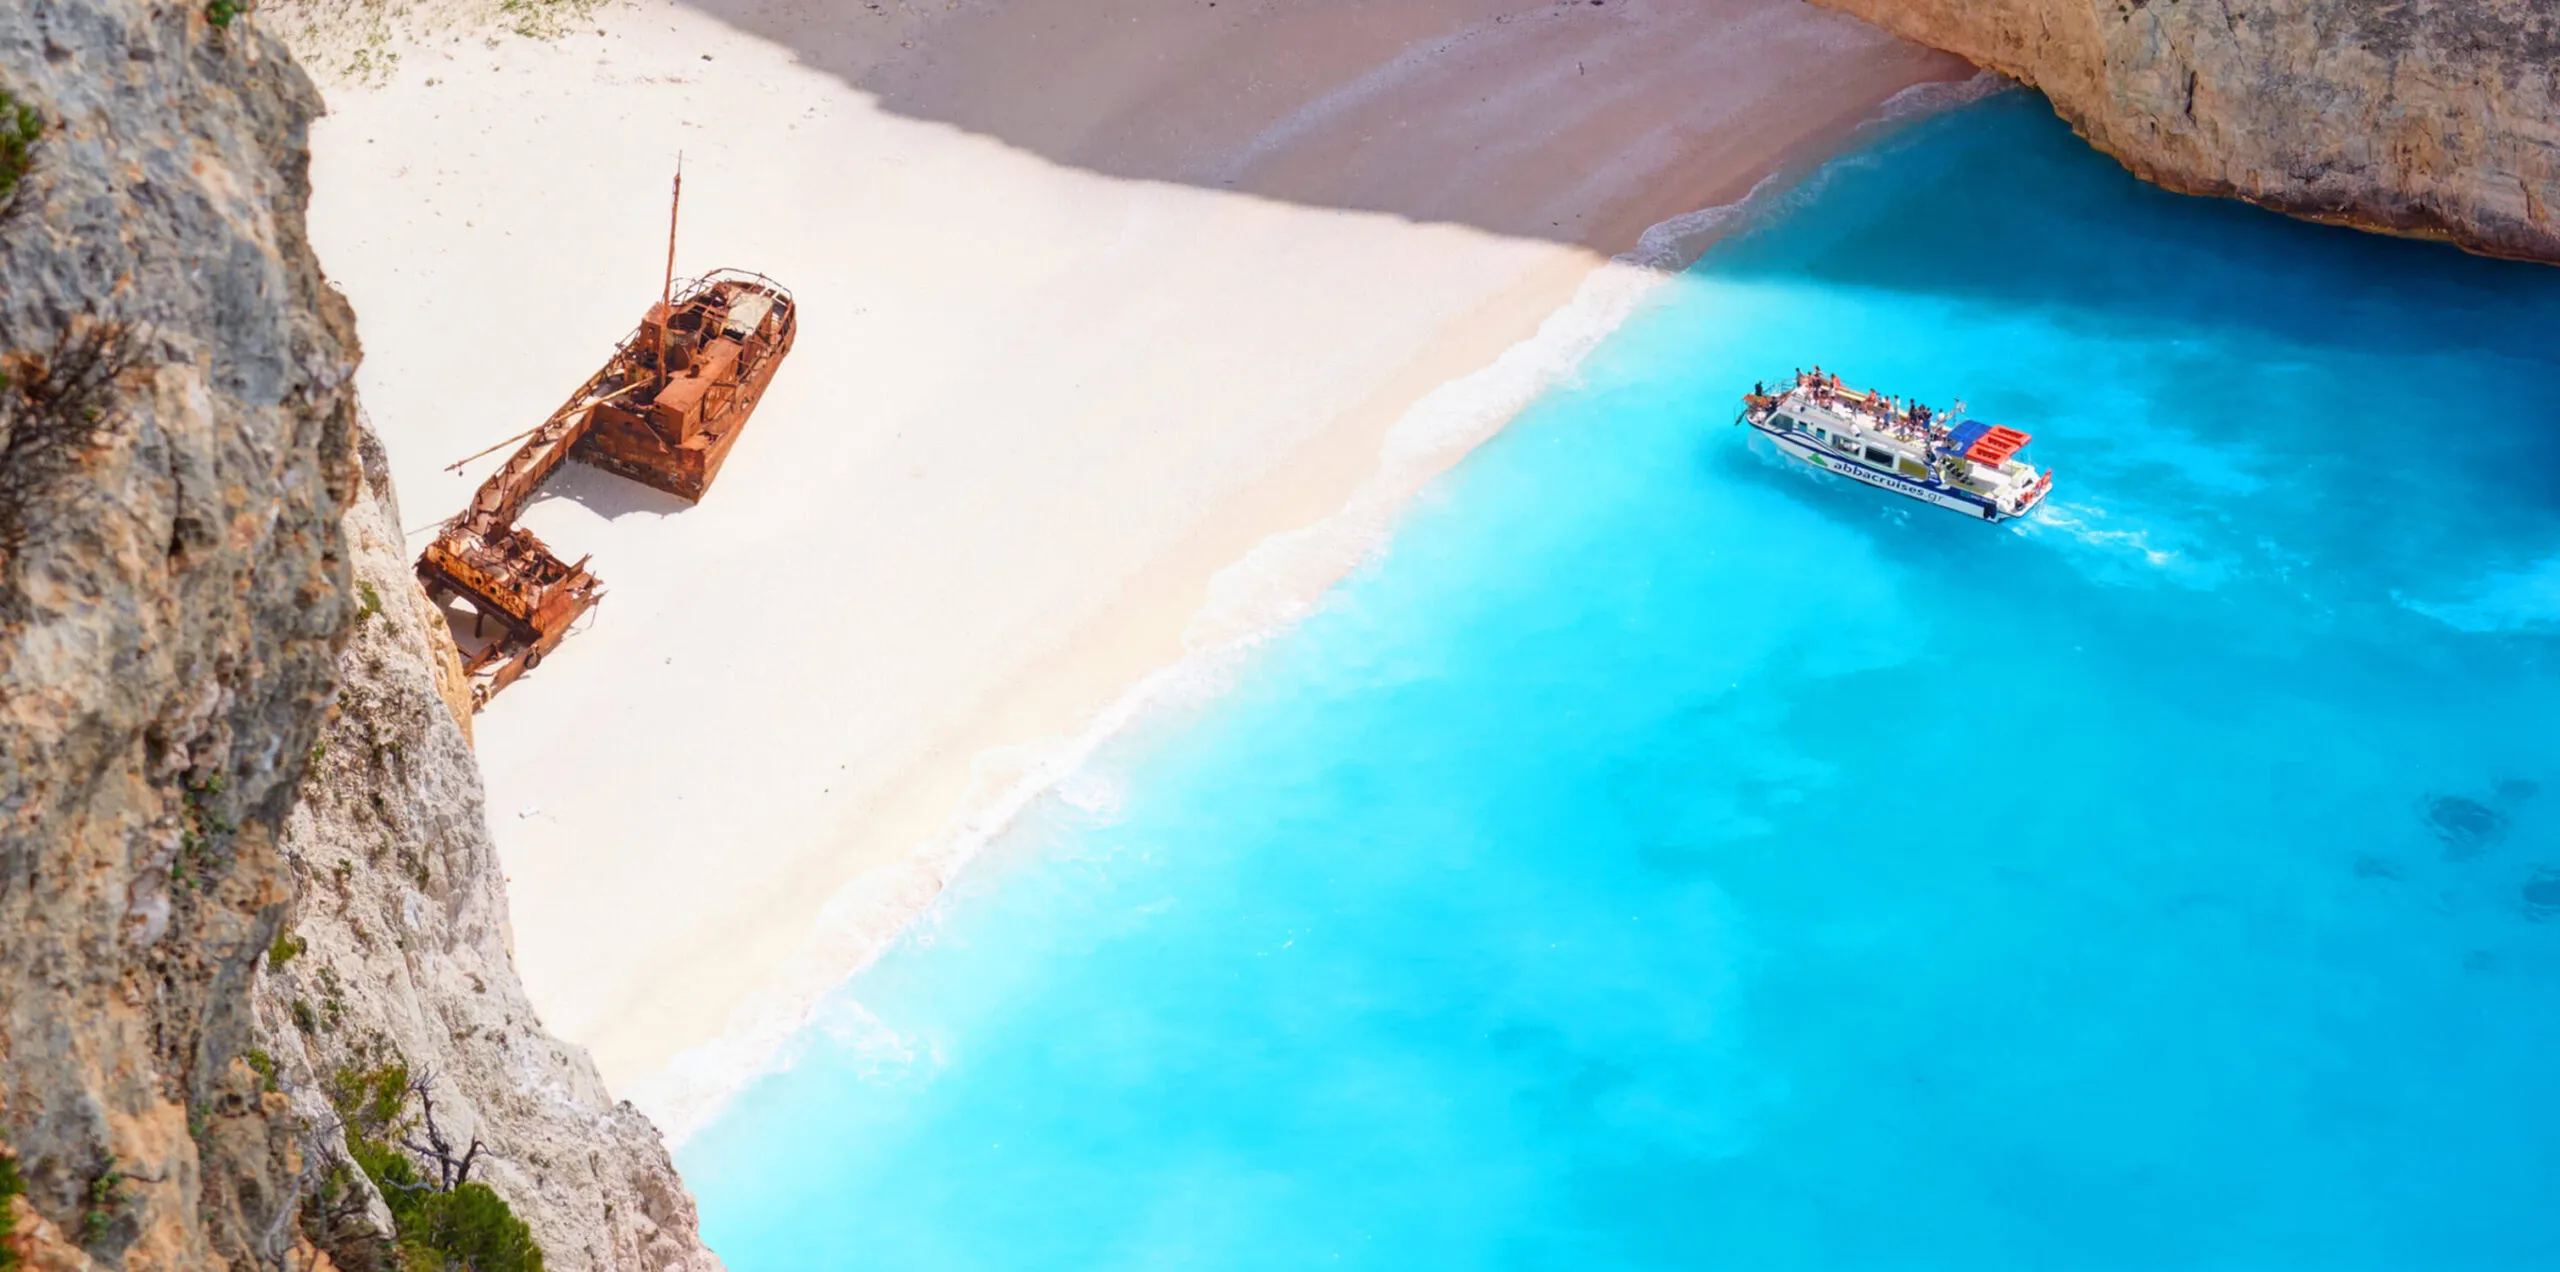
[682,96,2560,1269]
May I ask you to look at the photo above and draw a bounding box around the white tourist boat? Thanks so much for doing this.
[1738,370,2052,523]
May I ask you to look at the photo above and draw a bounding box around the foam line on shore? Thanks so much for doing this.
[1878,68,2011,122]
[632,87,1999,1148]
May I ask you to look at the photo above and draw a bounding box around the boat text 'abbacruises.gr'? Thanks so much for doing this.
[1738,369,2052,523]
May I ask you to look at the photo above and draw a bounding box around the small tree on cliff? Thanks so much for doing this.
[316,1053,542,1272]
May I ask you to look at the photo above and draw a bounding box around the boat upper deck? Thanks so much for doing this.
[1743,369,2052,510]
[1761,372,2025,454]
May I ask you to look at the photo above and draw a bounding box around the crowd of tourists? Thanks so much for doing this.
[1776,365,1961,449]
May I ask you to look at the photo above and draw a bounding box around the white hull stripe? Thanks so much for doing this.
[1748,421,2014,522]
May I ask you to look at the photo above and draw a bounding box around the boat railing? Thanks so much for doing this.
[673,267,796,308]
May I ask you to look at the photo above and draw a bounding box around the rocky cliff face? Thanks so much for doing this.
[0,2,715,1267]
[254,432,720,1272]
[1808,0,2560,262]
[0,0,360,1263]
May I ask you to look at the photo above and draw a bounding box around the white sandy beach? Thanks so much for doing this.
[286,0,1964,1136]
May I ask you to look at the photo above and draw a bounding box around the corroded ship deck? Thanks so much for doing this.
[417,268,798,708]
[576,270,798,501]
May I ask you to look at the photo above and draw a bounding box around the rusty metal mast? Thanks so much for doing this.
[658,156,682,390]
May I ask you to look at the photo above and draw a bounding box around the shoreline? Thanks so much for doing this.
[286,0,1974,1135]
[633,72,2014,1145]
[635,242,1668,1142]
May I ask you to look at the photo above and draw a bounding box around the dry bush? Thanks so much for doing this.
[0,316,141,551]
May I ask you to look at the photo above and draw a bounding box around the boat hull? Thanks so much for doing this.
[1747,419,2030,523]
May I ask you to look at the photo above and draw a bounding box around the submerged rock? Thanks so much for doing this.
[2424,794,2508,860]
[1808,0,2560,263]
[2521,868,2560,919]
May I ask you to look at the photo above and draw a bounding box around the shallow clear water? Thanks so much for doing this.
[682,96,2560,1269]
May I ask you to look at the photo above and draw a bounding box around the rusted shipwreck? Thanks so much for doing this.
[417,212,796,708]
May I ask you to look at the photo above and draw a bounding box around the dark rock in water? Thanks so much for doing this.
[2424,794,2509,860]
[2494,778,2540,801]
[2352,853,2405,881]
[2523,870,2560,920]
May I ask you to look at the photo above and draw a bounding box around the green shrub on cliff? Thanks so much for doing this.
[393,1183,542,1272]
[0,92,39,210]
[78,1156,128,1248]
[326,1057,544,1272]
[0,1147,24,1271]
[242,1048,281,1093]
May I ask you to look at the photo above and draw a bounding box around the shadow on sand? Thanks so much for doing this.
[526,462,697,522]
[670,0,1968,254]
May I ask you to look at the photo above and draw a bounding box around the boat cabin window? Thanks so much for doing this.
[1770,415,1795,432]
[1863,445,1897,467]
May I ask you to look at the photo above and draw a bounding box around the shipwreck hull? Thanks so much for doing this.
[416,521,604,708]
[574,271,798,502]
[415,268,796,708]
[575,317,793,500]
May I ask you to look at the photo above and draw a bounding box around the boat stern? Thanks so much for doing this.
[2006,469,2055,519]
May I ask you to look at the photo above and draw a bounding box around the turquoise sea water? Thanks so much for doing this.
[682,95,2560,1268]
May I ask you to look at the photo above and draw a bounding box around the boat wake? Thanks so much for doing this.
[2021,497,2238,588]
[2396,554,2560,633]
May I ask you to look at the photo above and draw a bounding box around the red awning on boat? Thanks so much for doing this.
[1963,425,2031,466]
